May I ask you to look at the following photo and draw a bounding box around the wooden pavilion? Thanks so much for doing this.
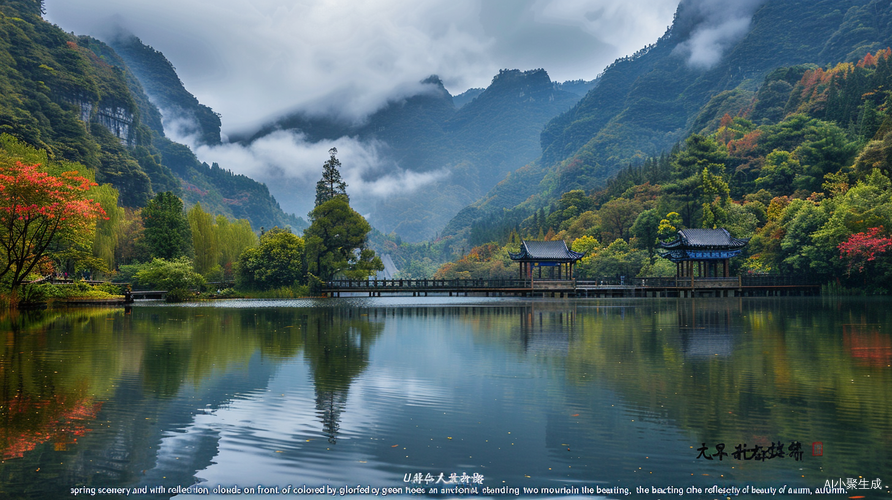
[509,240,585,280]
[658,228,749,278]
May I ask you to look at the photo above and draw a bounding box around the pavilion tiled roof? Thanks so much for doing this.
[657,228,750,263]
[509,240,584,262]
[660,228,749,250]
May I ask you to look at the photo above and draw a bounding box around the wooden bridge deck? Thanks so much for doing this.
[322,276,820,298]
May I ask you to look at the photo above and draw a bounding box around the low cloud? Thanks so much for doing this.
[43,0,681,223]
[45,0,677,133]
[673,0,766,69]
[168,119,447,219]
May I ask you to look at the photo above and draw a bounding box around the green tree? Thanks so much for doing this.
[91,184,124,273]
[701,166,731,229]
[777,199,827,273]
[811,169,892,278]
[236,228,304,291]
[755,150,801,196]
[598,198,643,242]
[663,135,730,226]
[215,215,257,280]
[142,192,191,260]
[657,212,683,241]
[315,147,348,207]
[187,203,218,277]
[305,197,383,286]
[570,235,600,257]
[631,208,661,254]
[576,239,647,279]
[133,257,206,291]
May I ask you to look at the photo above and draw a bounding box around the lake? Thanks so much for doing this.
[0,296,889,499]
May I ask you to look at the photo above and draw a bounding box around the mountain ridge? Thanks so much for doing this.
[239,68,586,241]
[444,0,892,240]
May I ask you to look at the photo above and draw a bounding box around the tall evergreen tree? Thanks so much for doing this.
[315,148,348,207]
[305,197,382,286]
[142,192,191,260]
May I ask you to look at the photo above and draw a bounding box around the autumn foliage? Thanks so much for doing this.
[837,226,892,274]
[0,161,105,291]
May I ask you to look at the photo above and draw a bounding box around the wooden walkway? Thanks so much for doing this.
[322,276,820,298]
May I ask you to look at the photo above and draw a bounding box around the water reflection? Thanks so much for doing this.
[0,298,889,498]
[303,309,382,444]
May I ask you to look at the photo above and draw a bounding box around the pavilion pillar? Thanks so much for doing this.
[724,259,729,277]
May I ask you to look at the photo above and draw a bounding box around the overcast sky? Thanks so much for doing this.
[44,0,771,225]
[45,0,680,134]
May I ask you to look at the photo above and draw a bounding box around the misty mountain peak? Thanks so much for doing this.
[421,74,444,86]
[480,68,563,104]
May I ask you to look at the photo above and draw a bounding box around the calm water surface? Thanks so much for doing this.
[0,297,890,499]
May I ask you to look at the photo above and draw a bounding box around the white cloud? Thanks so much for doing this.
[167,119,445,218]
[44,0,681,222]
[673,0,767,69]
[45,0,678,132]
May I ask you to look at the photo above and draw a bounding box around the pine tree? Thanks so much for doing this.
[315,148,348,207]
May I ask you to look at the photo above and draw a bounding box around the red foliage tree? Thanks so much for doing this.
[0,161,105,292]
[837,226,892,274]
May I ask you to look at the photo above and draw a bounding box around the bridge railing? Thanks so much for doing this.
[740,275,819,286]
[326,278,533,289]
[326,275,819,290]
[578,276,817,287]
[576,277,687,287]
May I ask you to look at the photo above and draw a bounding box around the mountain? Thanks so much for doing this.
[106,33,222,146]
[446,0,892,237]
[0,2,303,232]
[241,69,584,241]
[452,88,484,108]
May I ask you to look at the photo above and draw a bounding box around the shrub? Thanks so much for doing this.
[165,288,191,303]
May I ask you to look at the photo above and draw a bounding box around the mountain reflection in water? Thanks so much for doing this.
[0,297,888,498]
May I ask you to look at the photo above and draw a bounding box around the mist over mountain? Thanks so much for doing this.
[107,32,223,147]
[445,0,892,239]
[230,69,585,241]
[45,0,678,134]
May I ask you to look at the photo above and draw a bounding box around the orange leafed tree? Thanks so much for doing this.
[0,161,105,291]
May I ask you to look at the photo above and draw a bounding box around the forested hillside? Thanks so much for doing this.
[0,0,303,232]
[447,0,892,240]
[437,51,892,292]
[108,33,222,146]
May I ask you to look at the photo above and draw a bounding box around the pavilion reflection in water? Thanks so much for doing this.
[675,299,742,358]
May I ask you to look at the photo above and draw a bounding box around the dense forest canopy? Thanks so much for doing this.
[433,50,892,293]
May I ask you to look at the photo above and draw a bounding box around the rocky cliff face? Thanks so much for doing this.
[62,93,136,147]
[95,103,135,146]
